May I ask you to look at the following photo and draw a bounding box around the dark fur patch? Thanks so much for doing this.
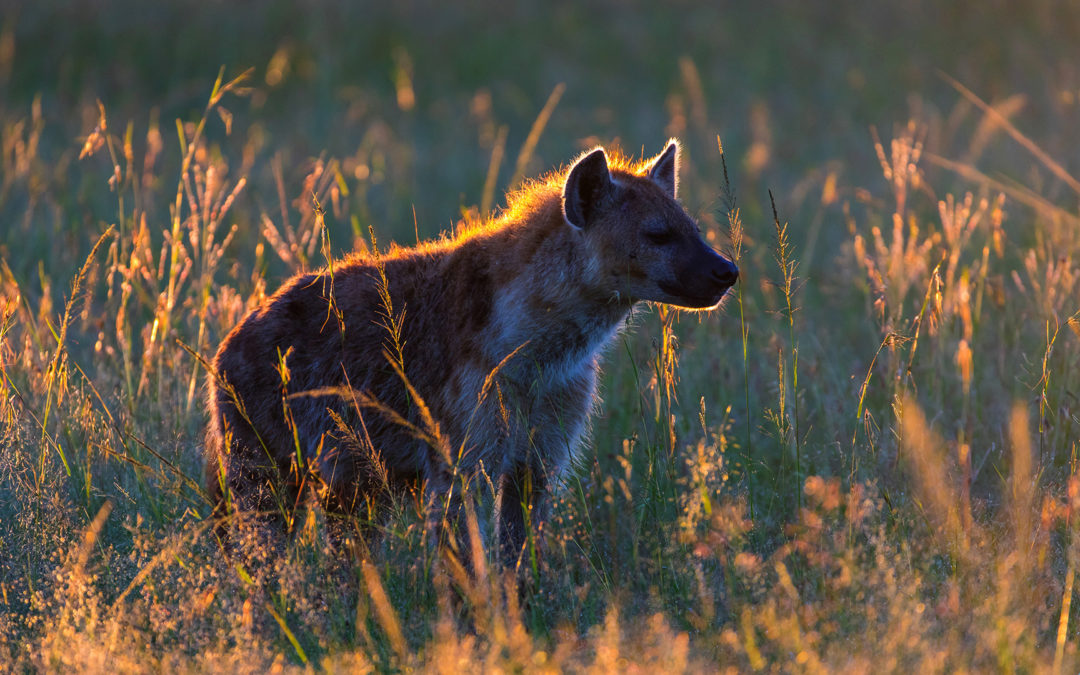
[456,257,493,332]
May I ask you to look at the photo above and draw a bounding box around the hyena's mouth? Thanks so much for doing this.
[657,279,735,309]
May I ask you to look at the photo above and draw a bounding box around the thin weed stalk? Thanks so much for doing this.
[718,138,752,518]
[771,191,800,509]
[657,304,679,461]
[852,332,892,463]
[1038,320,1061,463]
[37,227,114,491]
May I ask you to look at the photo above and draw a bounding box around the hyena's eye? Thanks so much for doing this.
[643,221,675,245]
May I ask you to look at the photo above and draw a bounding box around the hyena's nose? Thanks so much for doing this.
[712,257,739,287]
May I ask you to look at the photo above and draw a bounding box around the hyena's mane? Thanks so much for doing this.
[451,144,670,242]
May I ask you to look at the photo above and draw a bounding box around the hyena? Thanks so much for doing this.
[204,139,738,567]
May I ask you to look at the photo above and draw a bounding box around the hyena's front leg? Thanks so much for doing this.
[495,463,550,572]
[423,461,487,573]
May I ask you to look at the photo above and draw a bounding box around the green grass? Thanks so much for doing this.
[2,0,1080,671]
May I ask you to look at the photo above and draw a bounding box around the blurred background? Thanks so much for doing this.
[5,0,1080,274]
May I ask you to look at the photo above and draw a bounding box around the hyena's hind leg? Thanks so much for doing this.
[494,462,552,575]
[421,460,490,578]
[203,421,297,549]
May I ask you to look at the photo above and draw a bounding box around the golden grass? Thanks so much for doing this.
[1,58,1078,672]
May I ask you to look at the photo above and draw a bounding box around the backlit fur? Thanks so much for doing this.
[204,139,738,566]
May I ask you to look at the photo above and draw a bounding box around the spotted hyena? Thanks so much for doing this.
[205,139,738,566]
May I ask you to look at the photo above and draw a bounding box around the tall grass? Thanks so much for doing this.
[2,12,1080,671]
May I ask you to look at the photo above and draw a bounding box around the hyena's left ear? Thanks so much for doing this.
[563,148,615,229]
[647,140,680,199]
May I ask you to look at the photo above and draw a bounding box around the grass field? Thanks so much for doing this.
[2,0,1080,671]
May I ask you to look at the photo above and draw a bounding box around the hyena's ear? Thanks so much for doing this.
[563,148,614,229]
[647,140,680,199]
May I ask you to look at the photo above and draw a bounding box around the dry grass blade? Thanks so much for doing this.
[925,153,1080,229]
[940,71,1080,196]
[1008,404,1034,563]
[289,384,438,452]
[78,100,107,160]
[678,57,708,133]
[1054,552,1075,674]
[509,82,565,189]
[361,560,408,663]
[266,602,310,665]
[459,339,530,453]
[74,500,112,574]
[899,394,967,553]
[481,124,508,216]
[1067,310,1080,339]
[464,498,489,599]
[383,352,453,464]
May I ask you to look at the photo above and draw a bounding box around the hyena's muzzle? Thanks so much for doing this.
[659,239,740,309]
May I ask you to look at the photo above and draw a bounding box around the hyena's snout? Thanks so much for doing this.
[705,247,739,290]
[664,241,739,308]
[701,247,739,305]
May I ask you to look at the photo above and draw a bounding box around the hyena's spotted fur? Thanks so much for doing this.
[204,139,738,566]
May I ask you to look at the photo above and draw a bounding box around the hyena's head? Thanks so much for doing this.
[563,140,739,310]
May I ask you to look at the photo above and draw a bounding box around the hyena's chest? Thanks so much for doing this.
[437,357,599,475]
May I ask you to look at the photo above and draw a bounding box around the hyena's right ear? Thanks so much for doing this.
[563,148,614,229]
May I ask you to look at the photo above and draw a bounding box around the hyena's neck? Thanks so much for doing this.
[461,194,632,386]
